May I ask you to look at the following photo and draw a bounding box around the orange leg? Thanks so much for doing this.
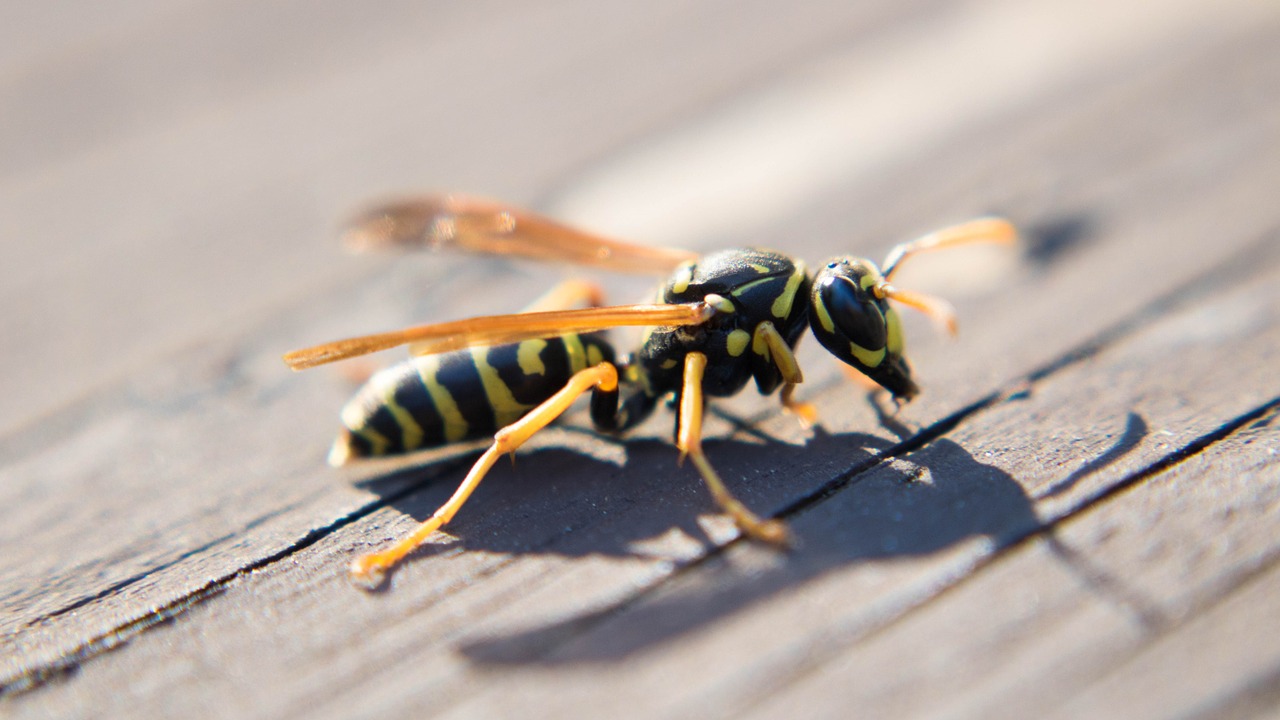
[678,352,790,545]
[349,362,619,588]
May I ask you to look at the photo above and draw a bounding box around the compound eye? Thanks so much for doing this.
[819,275,887,351]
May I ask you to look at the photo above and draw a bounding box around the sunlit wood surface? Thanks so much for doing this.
[2,1,1279,717]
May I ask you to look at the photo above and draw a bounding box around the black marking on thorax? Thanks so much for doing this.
[638,248,811,398]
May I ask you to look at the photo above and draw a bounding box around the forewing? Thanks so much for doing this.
[343,194,697,274]
[283,302,714,370]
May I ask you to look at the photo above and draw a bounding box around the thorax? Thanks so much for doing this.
[634,248,811,398]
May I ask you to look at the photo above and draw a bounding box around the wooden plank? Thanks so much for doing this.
[3,1,1279,718]
[434,229,1280,719]
[734,379,1280,719]
[13,190,1275,717]
[0,0,928,674]
[1049,564,1280,720]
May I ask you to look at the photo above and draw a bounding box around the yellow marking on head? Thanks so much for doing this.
[587,343,604,367]
[671,261,695,294]
[849,342,886,368]
[726,329,751,357]
[749,263,771,273]
[771,263,807,319]
[472,348,535,428]
[373,371,425,450]
[414,355,469,442]
[813,289,836,333]
[860,267,883,290]
[563,333,588,374]
[517,339,548,376]
[661,358,678,369]
[885,306,905,356]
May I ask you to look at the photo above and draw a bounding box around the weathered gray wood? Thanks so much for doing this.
[1,0,931,673]
[1049,565,1280,720]
[730,277,1280,720]
[3,0,1279,718]
[428,229,1280,720]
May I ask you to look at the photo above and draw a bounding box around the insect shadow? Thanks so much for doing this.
[353,402,1055,663]
[445,431,1039,665]
[444,404,1151,666]
[1022,213,1096,267]
[358,421,859,565]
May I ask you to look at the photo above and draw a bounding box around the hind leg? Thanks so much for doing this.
[349,362,619,587]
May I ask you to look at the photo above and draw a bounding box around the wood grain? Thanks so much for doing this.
[2,0,1278,718]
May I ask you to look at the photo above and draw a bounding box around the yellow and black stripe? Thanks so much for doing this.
[330,333,614,465]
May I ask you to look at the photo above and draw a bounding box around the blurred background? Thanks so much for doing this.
[5,1,1280,715]
[3,0,1263,440]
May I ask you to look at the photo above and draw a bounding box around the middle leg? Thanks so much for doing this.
[677,352,790,545]
[753,321,817,425]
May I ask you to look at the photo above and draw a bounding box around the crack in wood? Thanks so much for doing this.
[4,229,1277,701]
[851,397,1280,650]
[0,582,228,698]
[717,397,1280,716]
[0,463,464,698]
[433,226,1280,686]
[23,500,306,629]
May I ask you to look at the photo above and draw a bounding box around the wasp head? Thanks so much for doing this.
[808,256,918,401]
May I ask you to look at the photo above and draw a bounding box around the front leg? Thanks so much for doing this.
[753,321,817,425]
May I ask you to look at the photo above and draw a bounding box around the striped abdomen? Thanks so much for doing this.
[329,334,615,464]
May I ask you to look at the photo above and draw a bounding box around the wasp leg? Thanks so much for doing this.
[880,217,1017,280]
[678,352,790,545]
[520,279,605,313]
[349,362,620,588]
[752,321,816,425]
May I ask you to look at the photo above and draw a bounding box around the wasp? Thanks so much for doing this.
[284,195,1015,585]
